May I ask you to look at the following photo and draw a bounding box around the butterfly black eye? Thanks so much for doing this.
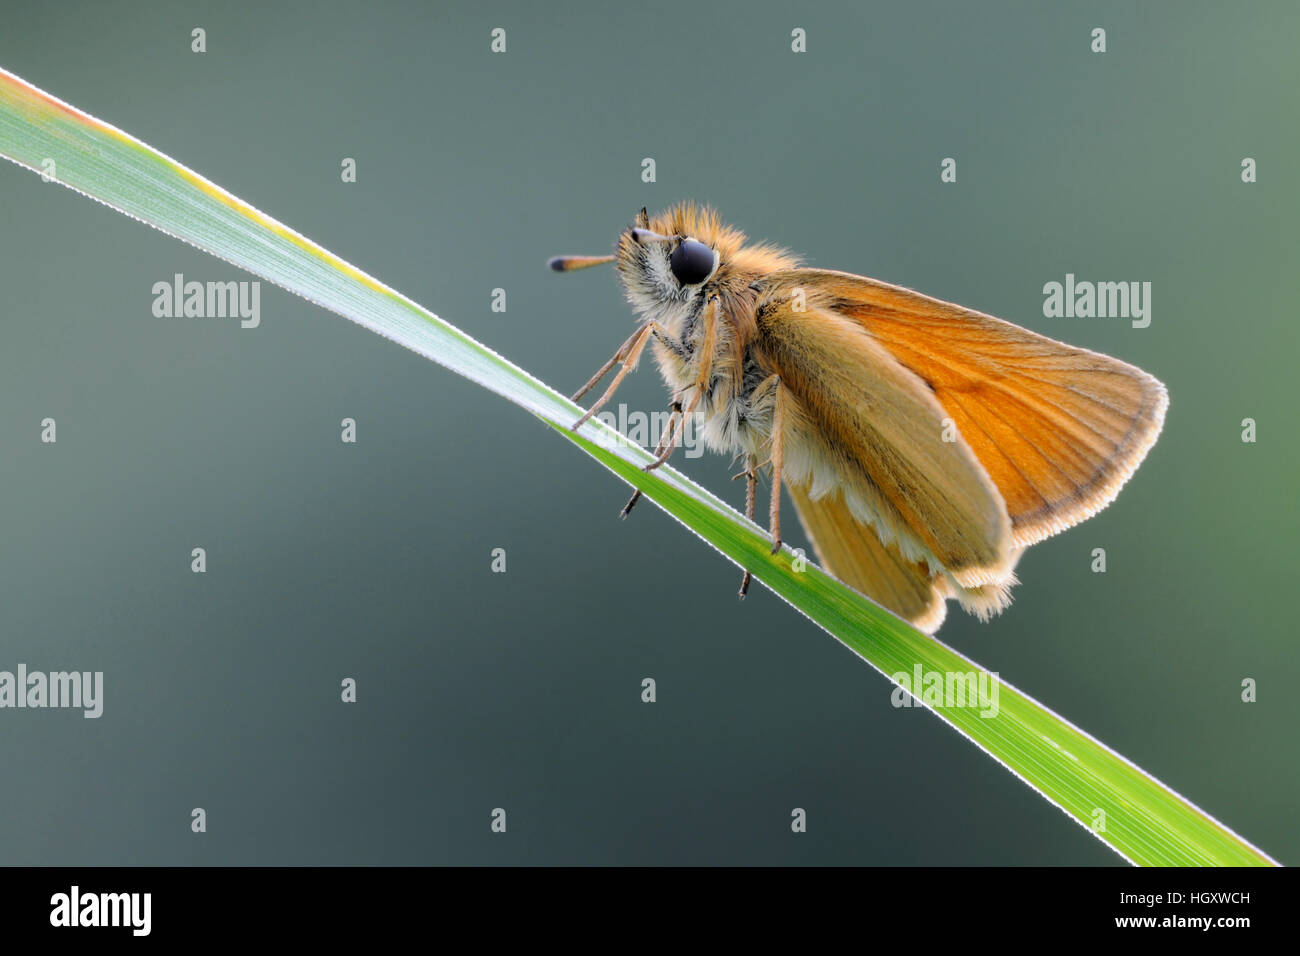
[670,238,716,286]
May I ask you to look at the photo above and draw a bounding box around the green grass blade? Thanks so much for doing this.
[0,66,1277,866]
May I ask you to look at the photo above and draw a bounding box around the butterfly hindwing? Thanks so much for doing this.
[787,480,946,633]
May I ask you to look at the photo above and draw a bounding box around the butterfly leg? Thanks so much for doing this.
[738,453,758,597]
[571,321,674,430]
[620,399,683,518]
[750,373,787,555]
[571,326,641,403]
[643,387,700,471]
[643,295,718,473]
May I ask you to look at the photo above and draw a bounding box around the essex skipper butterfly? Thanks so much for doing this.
[550,204,1167,632]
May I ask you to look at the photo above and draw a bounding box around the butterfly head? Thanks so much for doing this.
[612,206,729,322]
[548,203,797,325]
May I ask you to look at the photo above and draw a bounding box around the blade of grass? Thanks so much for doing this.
[0,66,1278,866]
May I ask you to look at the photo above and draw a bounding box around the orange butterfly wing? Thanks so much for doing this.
[786,480,946,633]
[749,295,1014,587]
[758,269,1168,549]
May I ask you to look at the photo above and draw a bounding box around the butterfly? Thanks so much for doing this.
[550,204,1167,632]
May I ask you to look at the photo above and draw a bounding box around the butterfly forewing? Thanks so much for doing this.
[760,269,1168,549]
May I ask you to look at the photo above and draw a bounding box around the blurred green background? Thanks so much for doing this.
[0,0,1295,865]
